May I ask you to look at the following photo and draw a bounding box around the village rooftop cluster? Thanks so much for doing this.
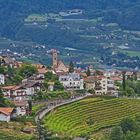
[0,49,140,122]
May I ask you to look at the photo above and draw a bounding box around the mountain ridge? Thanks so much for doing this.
[0,0,140,39]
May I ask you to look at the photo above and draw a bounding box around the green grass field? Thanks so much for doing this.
[43,98,140,137]
[0,122,36,140]
[25,14,47,22]
[122,50,140,57]
[0,132,33,140]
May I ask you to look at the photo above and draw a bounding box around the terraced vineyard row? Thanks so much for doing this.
[43,98,140,136]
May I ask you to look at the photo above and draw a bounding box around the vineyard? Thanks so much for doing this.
[43,98,140,137]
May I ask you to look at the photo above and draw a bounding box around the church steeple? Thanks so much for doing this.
[52,49,58,68]
[49,49,59,68]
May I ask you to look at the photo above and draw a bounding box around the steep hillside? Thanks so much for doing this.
[43,98,140,137]
[0,0,140,68]
[0,0,140,38]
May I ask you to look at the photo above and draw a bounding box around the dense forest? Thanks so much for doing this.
[0,0,140,38]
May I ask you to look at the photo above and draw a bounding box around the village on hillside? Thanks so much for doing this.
[0,49,140,139]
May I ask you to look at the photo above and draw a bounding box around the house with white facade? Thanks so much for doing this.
[59,73,84,90]
[0,108,14,122]
[95,76,108,95]
[107,79,115,89]
[84,76,117,95]
[1,82,41,100]
[13,100,28,116]
[0,74,5,85]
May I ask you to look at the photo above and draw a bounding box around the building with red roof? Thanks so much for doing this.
[0,108,14,122]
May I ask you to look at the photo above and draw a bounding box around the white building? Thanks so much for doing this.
[0,74,5,85]
[1,82,41,100]
[95,76,108,95]
[0,108,14,122]
[59,73,84,90]
[13,100,28,116]
[84,76,116,95]
[107,79,115,89]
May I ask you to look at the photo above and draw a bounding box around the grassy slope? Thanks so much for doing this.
[43,98,140,137]
[122,50,140,57]
[0,122,35,140]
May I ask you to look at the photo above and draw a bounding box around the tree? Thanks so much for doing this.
[0,88,14,107]
[86,67,91,76]
[54,81,64,91]
[45,72,58,81]
[122,71,126,91]
[135,82,140,96]
[28,100,32,114]
[17,64,37,78]
[69,61,74,73]
[109,126,124,140]
[135,133,140,140]
[125,131,136,140]
[125,87,135,97]
[0,89,5,106]
[120,118,138,134]
[7,65,15,78]
[0,66,6,74]
[88,89,95,94]
[11,74,23,84]
[37,119,52,140]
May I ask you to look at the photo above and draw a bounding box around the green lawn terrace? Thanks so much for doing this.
[43,97,140,137]
[25,14,47,22]
[24,13,61,23]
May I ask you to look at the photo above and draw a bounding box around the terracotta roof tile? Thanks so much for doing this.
[0,108,14,116]
[1,85,16,90]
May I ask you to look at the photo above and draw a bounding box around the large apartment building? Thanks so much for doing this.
[59,73,84,90]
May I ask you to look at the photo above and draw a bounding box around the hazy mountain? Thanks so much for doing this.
[0,0,140,38]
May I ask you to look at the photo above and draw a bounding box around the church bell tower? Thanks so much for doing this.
[51,49,58,68]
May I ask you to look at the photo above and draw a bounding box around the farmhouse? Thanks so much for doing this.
[84,76,96,91]
[0,108,14,122]
[59,73,84,90]
[1,81,41,100]
[86,76,108,95]
[84,76,117,95]
[13,100,27,116]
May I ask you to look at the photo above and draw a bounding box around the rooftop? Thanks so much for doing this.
[0,107,14,116]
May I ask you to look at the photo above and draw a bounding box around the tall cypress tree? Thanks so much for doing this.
[69,61,74,73]
[28,100,32,114]
[86,67,91,76]
[122,71,126,91]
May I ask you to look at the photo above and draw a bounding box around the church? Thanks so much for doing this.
[50,49,69,72]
